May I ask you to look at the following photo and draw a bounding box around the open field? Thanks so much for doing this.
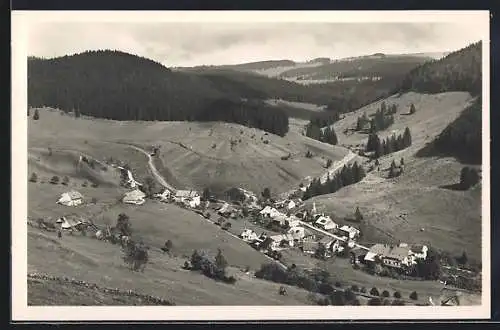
[29,108,347,196]
[27,226,313,305]
[306,91,482,260]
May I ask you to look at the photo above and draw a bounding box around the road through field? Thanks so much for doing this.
[128,145,177,193]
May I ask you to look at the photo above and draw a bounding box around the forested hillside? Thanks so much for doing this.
[416,97,482,164]
[28,50,289,136]
[397,41,482,96]
[398,41,483,164]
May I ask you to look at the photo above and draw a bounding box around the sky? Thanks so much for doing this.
[27,22,484,67]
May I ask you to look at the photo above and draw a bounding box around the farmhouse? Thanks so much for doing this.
[56,215,87,231]
[285,215,301,228]
[57,190,84,207]
[364,243,415,269]
[409,244,429,260]
[240,229,259,242]
[122,189,146,205]
[314,215,337,231]
[217,203,237,217]
[319,236,343,254]
[301,240,320,255]
[259,206,282,218]
[287,226,307,240]
[154,189,172,202]
[339,225,361,240]
[174,190,201,208]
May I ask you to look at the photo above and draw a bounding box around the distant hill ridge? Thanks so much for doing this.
[28,50,290,136]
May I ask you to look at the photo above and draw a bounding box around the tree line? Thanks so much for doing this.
[365,127,412,158]
[28,50,289,136]
[397,41,482,96]
[302,162,366,200]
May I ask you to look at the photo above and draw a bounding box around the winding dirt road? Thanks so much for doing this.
[128,145,177,193]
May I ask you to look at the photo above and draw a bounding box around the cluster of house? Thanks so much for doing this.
[152,188,201,208]
[351,242,429,270]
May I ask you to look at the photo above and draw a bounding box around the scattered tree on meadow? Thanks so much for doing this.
[50,176,60,184]
[326,158,333,168]
[29,173,38,183]
[141,176,158,197]
[33,109,40,120]
[162,240,173,254]
[261,187,271,200]
[368,297,382,306]
[202,187,211,201]
[409,103,416,114]
[460,167,480,190]
[354,207,363,222]
[457,251,468,266]
[382,290,390,298]
[116,213,132,236]
[409,291,418,300]
[370,287,380,296]
[122,240,149,272]
[62,176,70,186]
[394,291,402,299]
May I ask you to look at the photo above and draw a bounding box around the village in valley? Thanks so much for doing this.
[24,18,485,309]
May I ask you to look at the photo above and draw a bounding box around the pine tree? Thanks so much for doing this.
[354,207,363,221]
[389,160,397,178]
[381,101,387,114]
[403,127,412,147]
[33,109,40,120]
[409,103,416,114]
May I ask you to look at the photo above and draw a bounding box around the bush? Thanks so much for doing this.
[367,297,382,306]
[393,291,402,299]
[122,241,149,272]
[370,287,380,296]
[29,173,38,183]
[382,290,390,298]
[50,176,60,184]
[360,287,367,294]
[33,109,40,120]
[392,300,405,306]
[410,291,418,300]
[62,176,70,186]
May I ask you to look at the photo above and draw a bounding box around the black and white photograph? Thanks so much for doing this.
[11,10,490,320]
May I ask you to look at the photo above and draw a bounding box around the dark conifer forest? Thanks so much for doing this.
[397,41,482,164]
[28,50,290,136]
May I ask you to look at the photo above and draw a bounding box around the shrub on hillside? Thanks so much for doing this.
[370,287,380,296]
[91,197,98,204]
[392,300,406,306]
[351,285,360,292]
[409,291,418,300]
[91,182,99,188]
[116,213,132,236]
[367,297,382,306]
[189,249,236,284]
[33,109,40,120]
[393,291,402,299]
[62,176,70,186]
[382,290,390,298]
[122,240,149,272]
[360,287,367,294]
[50,176,60,184]
[334,281,342,288]
[29,173,38,183]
